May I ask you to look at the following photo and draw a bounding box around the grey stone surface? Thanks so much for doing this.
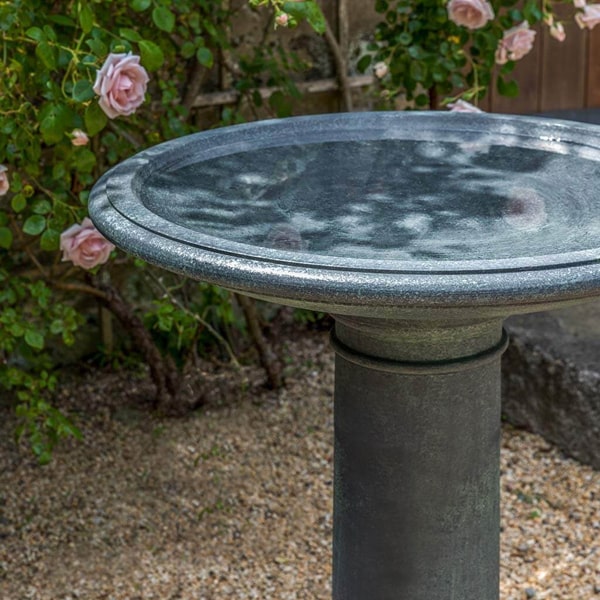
[502,302,600,470]
[537,108,600,125]
[89,112,600,320]
[501,108,600,470]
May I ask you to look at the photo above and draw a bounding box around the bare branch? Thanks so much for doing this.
[322,6,353,112]
[235,293,283,389]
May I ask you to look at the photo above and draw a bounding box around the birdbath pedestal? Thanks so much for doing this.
[89,112,600,600]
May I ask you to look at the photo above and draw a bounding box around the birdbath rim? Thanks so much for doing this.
[89,111,600,318]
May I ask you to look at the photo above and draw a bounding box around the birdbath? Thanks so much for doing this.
[89,112,600,600]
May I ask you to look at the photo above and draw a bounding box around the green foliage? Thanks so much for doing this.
[282,1,327,33]
[293,309,328,326]
[249,0,326,32]
[144,281,245,367]
[0,0,309,461]
[365,0,554,107]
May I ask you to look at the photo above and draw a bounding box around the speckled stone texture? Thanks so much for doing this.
[501,109,600,471]
[502,303,600,470]
[89,111,600,319]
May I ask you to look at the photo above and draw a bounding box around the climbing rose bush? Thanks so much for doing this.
[70,129,90,147]
[447,0,495,30]
[60,218,115,270]
[547,19,566,41]
[495,22,537,64]
[0,0,319,462]
[364,0,586,109]
[575,4,600,28]
[93,53,150,119]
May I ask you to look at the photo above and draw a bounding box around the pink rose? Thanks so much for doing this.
[495,22,537,65]
[374,61,389,79]
[60,218,115,269]
[0,165,8,196]
[71,129,90,146]
[549,22,566,41]
[447,99,484,113]
[575,4,600,28]
[275,13,290,26]
[574,0,587,8]
[93,53,149,119]
[447,0,494,29]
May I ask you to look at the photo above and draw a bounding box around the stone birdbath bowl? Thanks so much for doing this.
[89,112,600,599]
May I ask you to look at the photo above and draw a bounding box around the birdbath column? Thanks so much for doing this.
[330,315,507,599]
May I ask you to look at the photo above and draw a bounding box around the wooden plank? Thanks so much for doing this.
[192,75,375,108]
[346,0,381,42]
[540,4,587,110]
[320,0,338,32]
[587,25,600,107]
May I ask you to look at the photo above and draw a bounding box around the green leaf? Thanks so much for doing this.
[10,323,24,337]
[509,8,523,21]
[23,215,46,236]
[40,114,64,145]
[85,102,108,136]
[48,15,76,27]
[282,1,326,33]
[409,60,426,82]
[72,79,95,102]
[25,330,44,350]
[252,89,263,107]
[11,194,26,213]
[496,76,519,98]
[523,0,543,22]
[432,65,447,83]
[500,61,516,76]
[131,0,152,11]
[40,229,60,251]
[357,54,372,73]
[50,320,64,335]
[36,42,57,70]
[397,32,412,46]
[196,47,213,68]
[42,25,55,42]
[39,104,76,145]
[408,45,427,60]
[415,93,429,107]
[86,38,107,57]
[152,6,176,32]
[78,2,94,33]
[181,41,196,59]
[0,227,13,249]
[139,40,165,71]
[25,27,44,41]
[72,148,96,173]
[32,199,52,215]
[120,28,142,42]
[268,90,293,118]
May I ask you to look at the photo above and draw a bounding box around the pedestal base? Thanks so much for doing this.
[331,317,508,600]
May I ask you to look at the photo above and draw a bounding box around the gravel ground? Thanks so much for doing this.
[0,328,599,599]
